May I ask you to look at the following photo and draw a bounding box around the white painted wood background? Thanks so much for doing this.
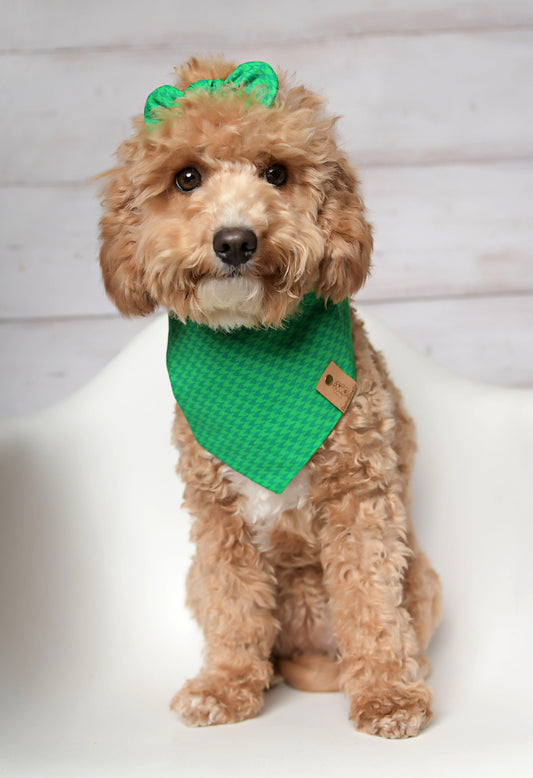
[1,0,532,418]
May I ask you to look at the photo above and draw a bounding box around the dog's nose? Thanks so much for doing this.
[213,227,257,267]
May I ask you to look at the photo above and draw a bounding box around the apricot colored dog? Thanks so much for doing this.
[99,57,441,738]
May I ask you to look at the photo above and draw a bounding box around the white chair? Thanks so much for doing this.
[1,312,532,777]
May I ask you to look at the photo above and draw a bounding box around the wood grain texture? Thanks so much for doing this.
[363,294,533,388]
[359,161,533,301]
[1,1,532,416]
[0,317,148,419]
[2,30,533,185]
[0,183,104,318]
[3,0,533,51]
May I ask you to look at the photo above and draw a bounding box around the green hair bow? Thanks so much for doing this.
[144,61,278,126]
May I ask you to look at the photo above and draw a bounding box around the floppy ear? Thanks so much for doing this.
[316,157,373,302]
[99,166,156,317]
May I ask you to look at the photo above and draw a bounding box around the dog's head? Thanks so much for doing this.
[99,57,372,329]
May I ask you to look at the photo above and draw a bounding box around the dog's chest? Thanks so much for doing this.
[225,467,311,552]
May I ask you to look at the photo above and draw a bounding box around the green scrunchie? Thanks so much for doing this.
[144,61,278,125]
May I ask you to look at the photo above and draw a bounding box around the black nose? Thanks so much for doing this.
[213,227,257,266]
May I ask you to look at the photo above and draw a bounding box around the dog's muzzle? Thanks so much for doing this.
[213,227,257,267]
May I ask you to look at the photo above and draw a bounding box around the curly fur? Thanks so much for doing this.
[99,56,442,738]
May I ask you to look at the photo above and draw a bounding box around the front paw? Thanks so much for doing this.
[170,673,265,727]
[350,683,433,739]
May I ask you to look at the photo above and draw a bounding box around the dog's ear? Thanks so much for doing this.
[99,166,156,317]
[316,158,373,302]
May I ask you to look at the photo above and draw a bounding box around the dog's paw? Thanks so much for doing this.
[170,675,264,727]
[350,683,433,739]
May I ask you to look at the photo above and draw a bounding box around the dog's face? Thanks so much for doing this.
[99,58,372,329]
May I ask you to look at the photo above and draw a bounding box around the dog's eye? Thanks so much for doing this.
[175,167,202,192]
[264,164,288,187]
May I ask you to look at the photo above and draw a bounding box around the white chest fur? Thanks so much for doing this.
[224,467,311,553]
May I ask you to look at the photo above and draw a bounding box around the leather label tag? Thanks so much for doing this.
[315,361,357,413]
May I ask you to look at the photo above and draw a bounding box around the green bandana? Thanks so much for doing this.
[166,294,356,493]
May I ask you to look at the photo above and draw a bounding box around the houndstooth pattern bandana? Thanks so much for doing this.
[166,294,356,493]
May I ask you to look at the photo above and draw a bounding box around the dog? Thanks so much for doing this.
[99,56,442,739]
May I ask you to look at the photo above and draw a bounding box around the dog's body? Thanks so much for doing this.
[99,57,442,738]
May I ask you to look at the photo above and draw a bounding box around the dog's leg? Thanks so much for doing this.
[171,498,279,727]
[403,536,442,656]
[380,359,443,660]
[318,475,433,739]
[273,561,340,692]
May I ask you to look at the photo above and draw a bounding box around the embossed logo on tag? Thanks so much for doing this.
[315,361,357,413]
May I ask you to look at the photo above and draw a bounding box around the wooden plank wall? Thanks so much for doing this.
[1,0,532,417]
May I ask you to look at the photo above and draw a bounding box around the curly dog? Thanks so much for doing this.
[99,56,442,738]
